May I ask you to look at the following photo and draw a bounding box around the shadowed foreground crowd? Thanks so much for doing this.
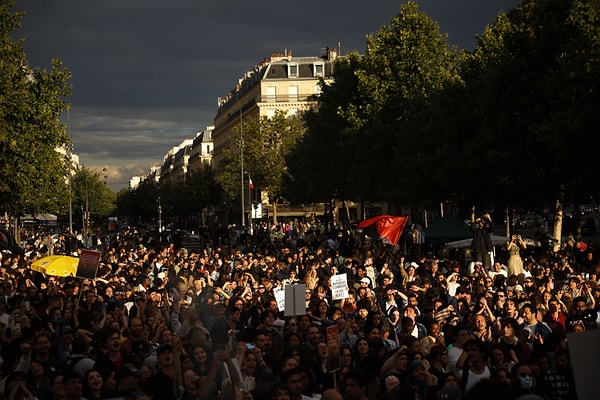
[0,224,598,400]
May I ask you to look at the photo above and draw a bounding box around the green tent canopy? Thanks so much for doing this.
[424,216,473,243]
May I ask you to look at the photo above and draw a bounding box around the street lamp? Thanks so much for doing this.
[240,109,245,227]
[158,196,162,232]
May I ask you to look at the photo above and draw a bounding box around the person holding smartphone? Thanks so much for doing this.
[507,234,527,284]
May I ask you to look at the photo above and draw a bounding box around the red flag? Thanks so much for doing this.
[357,215,408,245]
[249,177,254,190]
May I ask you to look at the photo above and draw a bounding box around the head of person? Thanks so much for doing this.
[501,317,519,337]
[62,372,83,398]
[520,303,538,324]
[82,369,103,397]
[463,339,488,363]
[282,367,304,399]
[429,344,449,365]
[115,363,141,390]
[511,362,536,393]
[343,368,369,400]
[156,343,175,368]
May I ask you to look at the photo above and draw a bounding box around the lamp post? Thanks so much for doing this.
[67,145,73,234]
[240,108,245,227]
[158,196,162,232]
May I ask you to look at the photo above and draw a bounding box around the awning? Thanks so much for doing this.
[22,214,58,226]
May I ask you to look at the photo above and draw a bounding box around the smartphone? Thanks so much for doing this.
[245,343,255,350]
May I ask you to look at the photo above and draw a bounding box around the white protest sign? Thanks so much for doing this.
[273,285,286,312]
[331,273,349,300]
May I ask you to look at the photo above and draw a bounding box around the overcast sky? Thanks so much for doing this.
[14,0,521,190]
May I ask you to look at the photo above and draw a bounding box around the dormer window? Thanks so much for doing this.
[313,62,324,77]
[288,63,298,78]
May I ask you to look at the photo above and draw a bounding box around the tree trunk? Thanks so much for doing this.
[553,199,563,252]
[272,201,278,225]
[344,200,351,223]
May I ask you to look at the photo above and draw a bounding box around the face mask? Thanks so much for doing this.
[519,375,534,390]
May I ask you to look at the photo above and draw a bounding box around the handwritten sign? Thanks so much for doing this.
[331,273,348,300]
[273,285,285,312]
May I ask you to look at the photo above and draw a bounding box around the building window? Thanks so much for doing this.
[266,86,276,102]
[288,63,298,78]
[313,62,324,77]
[288,85,298,101]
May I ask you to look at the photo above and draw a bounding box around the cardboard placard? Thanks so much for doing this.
[76,249,101,279]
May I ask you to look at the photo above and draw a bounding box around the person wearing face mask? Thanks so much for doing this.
[511,362,550,399]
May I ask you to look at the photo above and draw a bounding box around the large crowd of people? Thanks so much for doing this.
[0,220,596,400]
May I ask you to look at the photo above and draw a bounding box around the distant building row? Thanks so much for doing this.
[129,48,338,190]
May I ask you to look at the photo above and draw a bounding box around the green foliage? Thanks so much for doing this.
[287,52,364,203]
[455,0,600,207]
[0,1,72,215]
[115,179,160,221]
[71,167,116,220]
[219,111,305,203]
[288,1,461,205]
[115,163,220,224]
[288,0,600,214]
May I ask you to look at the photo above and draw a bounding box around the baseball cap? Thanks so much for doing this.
[514,284,524,293]
[115,363,142,382]
[61,325,75,335]
[360,277,371,284]
[156,343,175,355]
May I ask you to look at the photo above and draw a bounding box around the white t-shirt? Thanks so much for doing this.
[464,365,491,392]
[447,345,463,375]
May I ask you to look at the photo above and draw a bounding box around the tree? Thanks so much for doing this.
[459,0,600,243]
[71,167,116,230]
[289,1,461,208]
[355,1,462,204]
[288,52,365,204]
[0,1,72,217]
[218,111,305,224]
[115,178,160,223]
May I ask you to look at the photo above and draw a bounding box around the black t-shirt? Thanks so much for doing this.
[143,370,178,400]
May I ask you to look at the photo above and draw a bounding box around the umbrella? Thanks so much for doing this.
[31,255,79,277]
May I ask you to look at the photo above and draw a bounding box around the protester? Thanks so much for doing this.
[0,219,590,400]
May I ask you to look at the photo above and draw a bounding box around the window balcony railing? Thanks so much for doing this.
[256,94,318,103]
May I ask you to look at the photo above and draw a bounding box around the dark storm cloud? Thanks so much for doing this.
[14,0,521,189]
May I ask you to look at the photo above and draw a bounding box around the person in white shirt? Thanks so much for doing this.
[488,261,508,280]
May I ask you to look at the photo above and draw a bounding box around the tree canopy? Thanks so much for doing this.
[286,0,600,216]
[0,0,72,215]
[288,1,462,206]
[219,111,305,204]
